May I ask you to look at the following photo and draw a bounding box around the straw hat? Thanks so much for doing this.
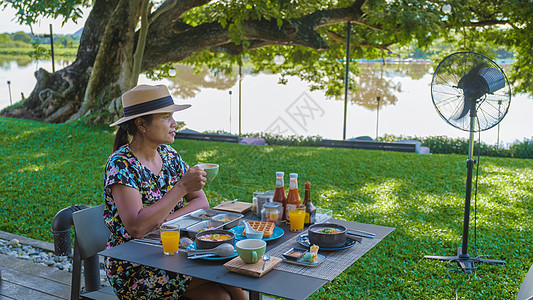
[109,84,190,126]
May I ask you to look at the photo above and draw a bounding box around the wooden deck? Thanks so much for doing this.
[0,231,70,299]
[0,252,71,299]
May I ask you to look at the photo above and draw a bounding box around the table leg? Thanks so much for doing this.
[249,291,262,300]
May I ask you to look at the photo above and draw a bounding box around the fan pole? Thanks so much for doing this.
[424,113,506,274]
[460,115,476,258]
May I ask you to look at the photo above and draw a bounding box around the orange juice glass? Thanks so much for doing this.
[160,225,180,255]
[289,207,306,232]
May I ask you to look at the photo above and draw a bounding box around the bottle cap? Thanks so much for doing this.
[305,181,310,188]
[276,171,284,176]
[289,173,298,178]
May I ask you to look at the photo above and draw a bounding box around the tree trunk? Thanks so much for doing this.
[0,0,119,123]
[71,0,143,124]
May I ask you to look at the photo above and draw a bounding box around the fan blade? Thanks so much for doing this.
[452,96,475,120]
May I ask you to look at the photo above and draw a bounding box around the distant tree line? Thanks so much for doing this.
[0,31,80,48]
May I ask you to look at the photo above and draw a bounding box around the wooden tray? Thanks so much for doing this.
[224,256,281,277]
[213,201,253,214]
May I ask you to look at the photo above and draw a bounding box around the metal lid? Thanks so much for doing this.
[276,171,284,176]
[263,202,281,209]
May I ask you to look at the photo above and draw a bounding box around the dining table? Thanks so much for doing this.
[99,210,395,300]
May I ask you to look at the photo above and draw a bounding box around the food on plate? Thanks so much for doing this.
[199,213,215,219]
[215,218,231,222]
[312,227,342,234]
[197,226,215,233]
[302,244,319,262]
[286,250,305,258]
[197,233,232,242]
[282,247,306,261]
[242,221,275,238]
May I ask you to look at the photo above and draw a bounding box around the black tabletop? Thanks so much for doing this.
[100,213,394,299]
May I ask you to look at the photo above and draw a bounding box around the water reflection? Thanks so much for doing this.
[0,56,34,69]
[350,63,401,109]
[166,65,237,98]
[167,63,428,111]
[0,56,74,71]
[1,57,531,145]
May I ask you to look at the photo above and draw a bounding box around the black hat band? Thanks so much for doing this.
[123,95,174,117]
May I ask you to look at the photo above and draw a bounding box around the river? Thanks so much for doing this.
[1,57,532,146]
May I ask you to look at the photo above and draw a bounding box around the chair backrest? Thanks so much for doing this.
[517,265,533,300]
[72,204,110,259]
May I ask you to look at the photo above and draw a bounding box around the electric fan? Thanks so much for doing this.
[424,51,511,274]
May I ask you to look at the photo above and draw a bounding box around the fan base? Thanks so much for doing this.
[424,247,506,274]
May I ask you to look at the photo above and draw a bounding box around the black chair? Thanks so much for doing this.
[72,204,117,300]
[517,265,533,300]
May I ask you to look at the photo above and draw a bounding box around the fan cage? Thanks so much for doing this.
[431,51,511,132]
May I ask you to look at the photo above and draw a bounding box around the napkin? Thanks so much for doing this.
[224,256,282,277]
[214,201,253,214]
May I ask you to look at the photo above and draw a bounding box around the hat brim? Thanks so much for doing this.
[109,104,191,127]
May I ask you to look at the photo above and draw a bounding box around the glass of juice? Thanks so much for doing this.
[160,224,180,255]
[289,206,306,232]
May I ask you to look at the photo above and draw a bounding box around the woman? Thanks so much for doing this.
[103,84,247,300]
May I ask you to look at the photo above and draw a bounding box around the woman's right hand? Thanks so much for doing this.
[178,165,207,193]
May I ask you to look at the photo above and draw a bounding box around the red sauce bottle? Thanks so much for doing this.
[272,172,287,221]
[285,173,301,221]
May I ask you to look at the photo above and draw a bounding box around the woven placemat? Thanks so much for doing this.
[267,231,384,281]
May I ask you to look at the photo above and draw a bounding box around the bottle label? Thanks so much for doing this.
[289,181,297,188]
[304,212,310,224]
[276,179,283,186]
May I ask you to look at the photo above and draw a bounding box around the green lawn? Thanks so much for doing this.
[1,116,532,299]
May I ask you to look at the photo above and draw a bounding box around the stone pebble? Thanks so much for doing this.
[0,238,108,284]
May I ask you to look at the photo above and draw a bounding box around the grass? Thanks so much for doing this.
[0,116,532,299]
[0,45,79,56]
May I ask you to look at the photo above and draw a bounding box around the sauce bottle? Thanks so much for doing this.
[285,173,301,221]
[303,181,316,226]
[272,172,287,222]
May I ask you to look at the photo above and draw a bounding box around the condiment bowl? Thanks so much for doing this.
[195,229,235,249]
[308,223,347,248]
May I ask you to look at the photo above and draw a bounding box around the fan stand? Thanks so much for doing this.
[424,111,506,274]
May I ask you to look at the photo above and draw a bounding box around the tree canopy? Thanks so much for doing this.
[1,0,531,124]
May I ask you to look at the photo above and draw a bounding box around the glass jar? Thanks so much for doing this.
[261,202,282,225]
[256,194,272,218]
[252,191,263,216]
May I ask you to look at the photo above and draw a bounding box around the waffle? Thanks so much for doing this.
[242,221,275,238]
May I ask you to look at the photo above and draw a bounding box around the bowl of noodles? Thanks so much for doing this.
[195,229,235,249]
[308,224,347,248]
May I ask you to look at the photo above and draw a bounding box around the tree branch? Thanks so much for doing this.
[142,0,369,70]
[326,30,393,52]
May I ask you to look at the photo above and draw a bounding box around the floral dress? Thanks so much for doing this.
[103,144,192,299]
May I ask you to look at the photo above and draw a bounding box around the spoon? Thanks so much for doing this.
[179,237,193,249]
[243,220,263,235]
[187,243,235,257]
[262,253,271,271]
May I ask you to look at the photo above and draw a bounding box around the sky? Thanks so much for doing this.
[0,5,88,35]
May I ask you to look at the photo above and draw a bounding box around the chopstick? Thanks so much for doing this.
[133,239,162,246]
[348,229,375,237]
[217,199,238,207]
[347,230,375,239]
